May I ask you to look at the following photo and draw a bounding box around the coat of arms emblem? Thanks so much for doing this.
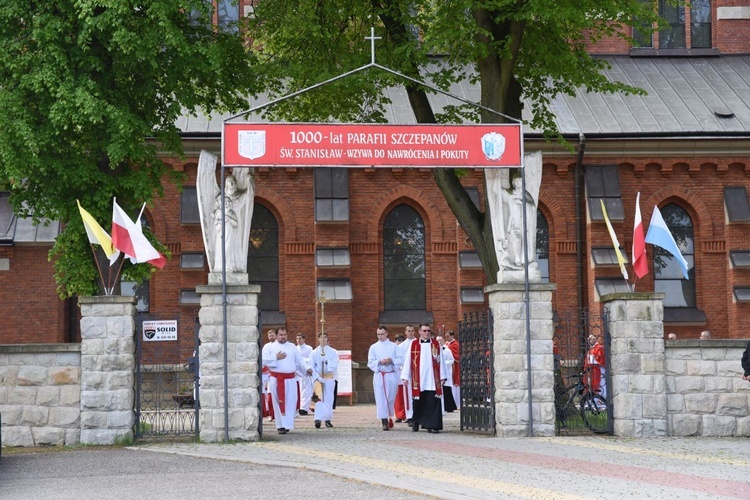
[237,130,266,160]
[481,132,506,161]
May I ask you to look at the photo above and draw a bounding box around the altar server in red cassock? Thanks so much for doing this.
[446,330,460,408]
[401,323,447,433]
[584,334,607,398]
[395,325,416,423]
[393,334,407,421]
[437,336,457,413]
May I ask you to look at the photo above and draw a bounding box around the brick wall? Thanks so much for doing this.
[175,164,478,363]
[541,157,750,339]
[582,2,750,54]
[4,153,750,355]
[0,246,68,344]
[4,2,750,352]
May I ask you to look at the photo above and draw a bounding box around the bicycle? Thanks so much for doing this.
[555,368,608,433]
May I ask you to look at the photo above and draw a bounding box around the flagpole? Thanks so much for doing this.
[136,202,146,223]
[520,158,533,438]
[109,254,126,296]
[220,158,229,443]
[88,243,109,295]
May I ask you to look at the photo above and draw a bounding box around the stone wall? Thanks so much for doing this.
[78,296,136,445]
[196,283,261,442]
[487,283,557,437]
[603,293,668,437]
[602,294,749,438]
[0,344,81,446]
[3,295,748,447]
[666,339,749,437]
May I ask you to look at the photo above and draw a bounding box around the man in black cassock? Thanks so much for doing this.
[400,323,448,433]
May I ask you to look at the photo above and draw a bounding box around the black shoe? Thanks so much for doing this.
[315,420,321,429]
[325,420,333,428]
[427,429,440,434]
[299,409,308,416]
[381,418,390,431]
[278,428,288,434]
[395,418,403,423]
[412,423,419,432]
[406,419,413,425]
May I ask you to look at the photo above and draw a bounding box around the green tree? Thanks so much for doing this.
[0,0,259,297]
[245,0,662,283]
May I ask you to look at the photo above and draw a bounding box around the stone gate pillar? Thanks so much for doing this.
[486,283,556,437]
[196,281,260,442]
[601,292,667,437]
[78,295,136,445]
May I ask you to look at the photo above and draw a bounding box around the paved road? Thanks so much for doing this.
[2,405,749,499]
[0,447,425,500]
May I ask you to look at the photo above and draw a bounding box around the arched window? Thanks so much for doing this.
[383,204,425,310]
[536,210,550,284]
[247,204,279,311]
[654,203,695,307]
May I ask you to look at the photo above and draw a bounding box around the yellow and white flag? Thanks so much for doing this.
[77,200,120,265]
[600,200,628,281]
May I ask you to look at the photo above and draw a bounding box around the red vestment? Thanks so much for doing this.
[409,339,443,398]
[447,339,460,386]
[395,384,406,420]
[271,371,296,415]
[584,343,606,392]
[262,392,275,418]
[262,365,273,418]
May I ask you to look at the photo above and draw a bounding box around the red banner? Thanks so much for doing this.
[222,123,522,168]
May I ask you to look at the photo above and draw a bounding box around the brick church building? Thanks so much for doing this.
[1,1,749,366]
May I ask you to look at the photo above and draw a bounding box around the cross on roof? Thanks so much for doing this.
[364,27,382,65]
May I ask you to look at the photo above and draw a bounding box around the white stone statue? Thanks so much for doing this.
[486,151,543,283]
[196,150,255,275]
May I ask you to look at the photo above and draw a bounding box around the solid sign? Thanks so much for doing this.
[142,320,178,341]
[337,350,352,396]
[223,123,522,168]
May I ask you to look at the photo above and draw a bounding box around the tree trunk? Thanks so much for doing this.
[433,168,499,283]
[380,12,525,285]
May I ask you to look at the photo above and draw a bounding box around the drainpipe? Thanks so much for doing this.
[575,133,586,318]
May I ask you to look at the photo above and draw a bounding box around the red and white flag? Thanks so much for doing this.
[632,192,648,279]
[111,198,166,269]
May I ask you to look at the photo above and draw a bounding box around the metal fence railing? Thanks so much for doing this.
[459,309,495,435]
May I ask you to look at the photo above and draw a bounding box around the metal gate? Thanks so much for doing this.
[553,309,612,435]
[459,309,495,434]
[134,316,199,439]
